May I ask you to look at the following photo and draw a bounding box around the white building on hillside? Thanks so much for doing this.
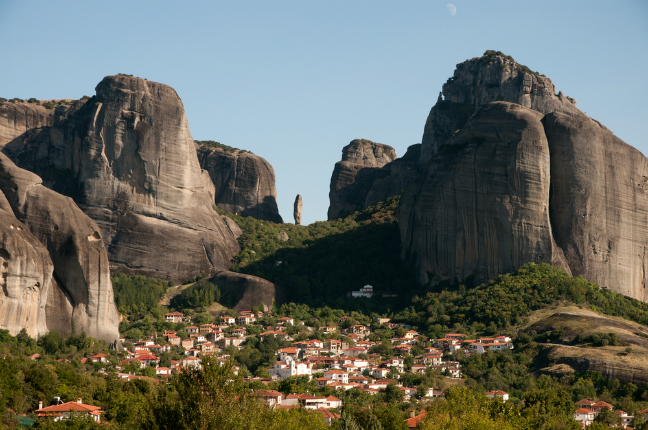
[268,356,312,381]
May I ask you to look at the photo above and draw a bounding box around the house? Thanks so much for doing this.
[343,347,368,357]
[404,410,426,429]
[181,356,202,368]
[317,409,341,426]
[351,285,374,298]
[475,342,514,354]
[199,324,218,334]
[323,369,349,384]
[206,331,224,342]
[90,354,108,363]
[254,389,283,407]
[232,328,247,337]
[167,335,181,346]
[238,315,256,325]
[185,325,199,334]
[573,408,596,426]
[374,317,391,325]
[591,401,614,413]
[36,398,102,423]
[134,353,159,367]
[486,390,509,402]
[165,312,184,323]
[156,367,172,376]
[445,333,465,340]
[277,317,294,326]
[268,356,312,380]
[403,330,419,340]
[319,326,337,334]
[277,347,302,360]
[220,316,236,325]
[181,339,194,349]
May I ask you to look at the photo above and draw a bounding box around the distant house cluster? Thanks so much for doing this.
[573,398,644,427]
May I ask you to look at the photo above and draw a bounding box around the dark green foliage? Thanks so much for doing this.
[398,263,648,336]
[42,101,56,109]
[0,97,6,103]
[194,140,251,153]
[170,282,221,310]
[112,273,170,314]
[218,195,417,313]
[80,95,90,101]
[117,73,134,77]
[572,332,623,347]
[27,97,39,104]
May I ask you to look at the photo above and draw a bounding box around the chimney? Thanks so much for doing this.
[409,408,415,418]
[77,398,82,404]
[38,401,43,410]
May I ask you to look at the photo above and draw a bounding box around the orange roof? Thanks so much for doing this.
[405,410,426,428]
[37,401,101,414]
[576,408,595,414]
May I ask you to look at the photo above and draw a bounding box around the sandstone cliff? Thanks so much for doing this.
[196,146,283,223]
[327,139,400,219]
[399,51,648,303]
[0,102,54,148]
[0,153,119,341]
[400,102,570,285]
[4,76,241,282]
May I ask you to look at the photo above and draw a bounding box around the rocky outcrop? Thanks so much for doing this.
[208,271,283,312]
[400,102,570,286]
[5,76,240,282]
[0,102,54,148]
[420,51,583,163]
[294,194,302,225]
[399,51,648,303]
[196,146,283,223]
[0,191,54,338]
[327,139,399,219]
[0,153,119,341]
[544,112,648,302]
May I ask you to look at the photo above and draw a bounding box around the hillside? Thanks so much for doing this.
[216,195,418,313]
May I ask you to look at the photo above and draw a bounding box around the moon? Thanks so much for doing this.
[446,4,457,16]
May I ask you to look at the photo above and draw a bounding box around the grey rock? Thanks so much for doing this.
[0,102,55,149]
[208,271,283,312]
[294,194,302,225]
[400,102,570,286]
[196,146,283,223]
[0,190,54,338]
[277,232,289,241]
[544,111,648,302]
[5,76,241,282]
[327,139,398,219]
[222,216,243,239]
[0,152,120,342]
[421,52,583,163]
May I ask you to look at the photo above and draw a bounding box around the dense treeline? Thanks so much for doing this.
[170,282,221,310]
[112,273,170,315]
[217,196,417,312]
[395,263,648,337]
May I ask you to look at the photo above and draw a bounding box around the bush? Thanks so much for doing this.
[171,282,221,310]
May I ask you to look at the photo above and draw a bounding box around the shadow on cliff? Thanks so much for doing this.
[234,220,421,314]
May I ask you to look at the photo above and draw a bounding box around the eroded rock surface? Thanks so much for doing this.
[196,146,283,223]
[327,139,398,219]
[400,102,570,286]
[399,51,648,303]
[5,76,240,282]
[293,194,302,225]
[0,153,119,341]
[545,112,648,302]
[208,271,283,312]
[0,102,54,148]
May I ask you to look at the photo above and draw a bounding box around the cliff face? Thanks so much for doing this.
[400,102,570,285]
[0,153,119,342]
[399,51,648,303]
[0,102,54,148]
[327,139,401,219]
[196,146,283,223]
[5,76,241,282]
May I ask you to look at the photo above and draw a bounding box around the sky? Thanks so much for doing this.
[1,1,647,225]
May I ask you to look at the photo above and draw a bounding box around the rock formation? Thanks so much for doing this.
[196,146,283,223]
[0,101,54,148]
[0,191,54,338]
[0,152,119,341]
[293,194,302,225]
[399,51,648,303]
[2,76,241,282]
[207,271,283,312]
[327,139,399,219]
[399,102,571,285]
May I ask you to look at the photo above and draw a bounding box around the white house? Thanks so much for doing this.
[351,285,374,298]
[323,369,348,384]
[268,356,312,380]
[573,408,596,426]
[486,390,509,402]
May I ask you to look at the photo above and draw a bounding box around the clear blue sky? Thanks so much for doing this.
[1,1,647,225]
